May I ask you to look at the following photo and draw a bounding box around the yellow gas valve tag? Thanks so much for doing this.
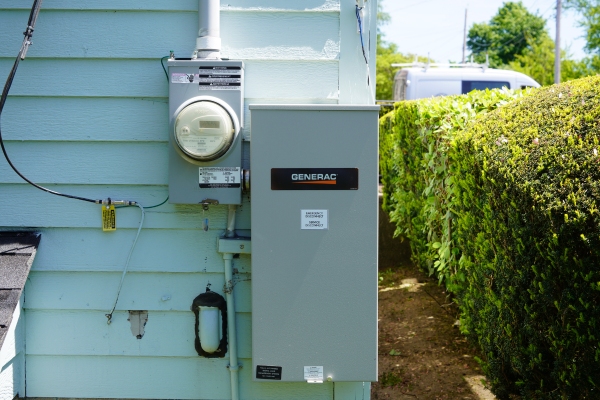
[102,204,116,231]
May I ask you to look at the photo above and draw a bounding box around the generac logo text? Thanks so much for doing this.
[292,173,337,181]
[291,173,337,184]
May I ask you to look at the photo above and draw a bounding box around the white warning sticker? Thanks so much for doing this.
[304,366,324,383]
[199,167,241,188]
[171,73,196,83]
[301,210,328,230]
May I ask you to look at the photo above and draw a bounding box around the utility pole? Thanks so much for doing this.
[555,0,561,84]
[462,8,468,63]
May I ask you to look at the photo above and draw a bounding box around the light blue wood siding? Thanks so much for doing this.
[0,0,374,398]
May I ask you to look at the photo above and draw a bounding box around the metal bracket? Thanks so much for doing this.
[201,198,219,211]
[217,237,251,255]
[227,363,242,371]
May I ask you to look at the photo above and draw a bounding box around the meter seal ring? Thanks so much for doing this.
[171,96,241,165]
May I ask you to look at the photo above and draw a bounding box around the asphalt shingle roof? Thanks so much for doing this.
[0,232,40,349]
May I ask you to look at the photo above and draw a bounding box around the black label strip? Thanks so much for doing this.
[271,168,358,190]
[199,82,241,86]
[198,66,242,70]
[256,365,282,380]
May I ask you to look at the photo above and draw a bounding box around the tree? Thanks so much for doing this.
[376,40,412,100]
[467,1,547,67]
[565,0,600,54]
[377,0,391,30]
[508,35,598,85]
[468,1,597,85]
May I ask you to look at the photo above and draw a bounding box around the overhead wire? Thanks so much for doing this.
[0,0,100,204]
[1,0,169,323]
[469,1,557,53]
[382,1,558,62]
[1,2,173,209]
[469,34,527,52]
[386,0,436,13]
[400,28,464,41]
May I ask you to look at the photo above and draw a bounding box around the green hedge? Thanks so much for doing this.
[454,77,600,399]
[380,76,600,398]
[379,88,524,285]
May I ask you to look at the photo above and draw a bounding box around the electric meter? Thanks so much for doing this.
[167,59,244,205]
[174,101,235,162]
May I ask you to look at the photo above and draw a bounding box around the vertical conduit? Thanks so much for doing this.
[223,252,240,400]
[223,204,240,400]
[226,204,236,238]
[195,0,221,59]
[196,1,237,397]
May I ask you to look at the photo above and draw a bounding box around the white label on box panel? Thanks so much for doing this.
[171,73,196,83]
[301,210,328,230]
[304,366,324,383]
[199,167,241,188]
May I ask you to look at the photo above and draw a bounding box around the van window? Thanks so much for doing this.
[419,80,461,98]
[462,80,510,93]
[394,70,409,101]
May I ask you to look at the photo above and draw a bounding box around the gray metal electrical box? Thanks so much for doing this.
[168,59,244,205]
[250,105,379,382]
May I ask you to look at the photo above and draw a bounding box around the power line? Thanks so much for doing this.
[399,28,464,41]
[386,0,437,13]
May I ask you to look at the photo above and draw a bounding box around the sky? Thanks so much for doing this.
[379,0,588,63]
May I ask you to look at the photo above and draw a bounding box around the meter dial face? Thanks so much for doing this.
[174,101,235,161]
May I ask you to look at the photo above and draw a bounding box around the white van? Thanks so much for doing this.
[392,63,540,101]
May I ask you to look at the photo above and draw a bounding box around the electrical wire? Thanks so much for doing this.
[142,196,169,209]
[0,0,99,204]
[1,1,166,210]
[356,5,369,65]
[356,4,374,97]
[386,0,436,13]
[468,3,554,54]
[469,32,527,52]
[2,2,171,326]
[160,56,169,81]
[2,1,169,325]
[116,196,168,210]
[105,203,145,325]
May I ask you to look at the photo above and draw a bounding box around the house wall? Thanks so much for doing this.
[0,0,376,399]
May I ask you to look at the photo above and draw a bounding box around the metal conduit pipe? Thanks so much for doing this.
[195,0,221,59]
[225,204,236,238]
[223,252,240,400]
[223,204,240,400]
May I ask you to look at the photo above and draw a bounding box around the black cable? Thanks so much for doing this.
[145,196,169,209]
[0,0,99,204]
[116,196,168,210]
[160,56,169,81]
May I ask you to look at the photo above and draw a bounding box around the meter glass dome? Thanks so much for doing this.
[174,101,235,161]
